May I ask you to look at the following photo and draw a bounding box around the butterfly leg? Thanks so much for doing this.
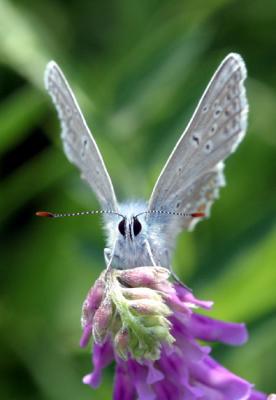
[163,249,193,292]
[104,243,118,269]
[169,268,193,292]
[104,248,111,266]
[144,239,158,266]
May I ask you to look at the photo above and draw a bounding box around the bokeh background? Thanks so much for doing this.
[1,0,276,398]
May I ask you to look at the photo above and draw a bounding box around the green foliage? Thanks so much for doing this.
[0,0,276,398]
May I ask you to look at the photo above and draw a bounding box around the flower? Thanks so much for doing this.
[80,267,266,400]
[81,267,174,360]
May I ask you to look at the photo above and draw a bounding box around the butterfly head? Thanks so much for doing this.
[112,201,147,246]
[118,216,142,240]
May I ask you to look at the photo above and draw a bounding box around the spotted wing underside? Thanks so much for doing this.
[45,62,118,211]
[147,53,248,239]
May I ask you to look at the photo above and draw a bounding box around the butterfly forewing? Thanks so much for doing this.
[148,53,248,235]
[45,62,118,211]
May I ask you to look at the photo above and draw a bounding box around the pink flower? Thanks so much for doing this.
[80,268,266,400]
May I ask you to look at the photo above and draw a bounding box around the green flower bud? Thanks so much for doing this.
[147,325,174,341]
[121,287,161,301]
[138,314,171,329]
[129,299,171,316]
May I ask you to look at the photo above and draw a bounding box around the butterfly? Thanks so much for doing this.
[40,53,248,284]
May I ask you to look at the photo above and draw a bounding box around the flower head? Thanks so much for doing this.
[80,266,266,400]
[81,267,174,361]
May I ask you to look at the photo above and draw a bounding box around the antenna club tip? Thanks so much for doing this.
[35,211,55,218]
[191,212,205,218]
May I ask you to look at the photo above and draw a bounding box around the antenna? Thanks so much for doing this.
[36,209,205,220]
[135,210,205,218]
[35,210,125,219]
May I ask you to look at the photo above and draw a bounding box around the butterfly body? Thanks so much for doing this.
[104,200,172,269]
[44,53,248,279]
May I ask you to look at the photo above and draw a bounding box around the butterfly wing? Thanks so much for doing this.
[45,61,118,211]
[147,53,248,238]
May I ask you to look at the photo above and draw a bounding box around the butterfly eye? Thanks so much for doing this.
[118,219,126,237]
[133,217,142,236]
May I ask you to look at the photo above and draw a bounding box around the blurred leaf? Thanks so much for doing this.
[0,148,69,222]
[199,224,276,322]
[222,316,276,393]
[0,85,47,155]
[0,0,53,87]
[249,78,276,147]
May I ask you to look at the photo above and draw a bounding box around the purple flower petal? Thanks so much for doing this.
[188,314,248,345]
[190,355,252,400]
[157,351,185,378]
[83,340,114,388]
[194,381,228,400]
[114,362,136,400]
[162,292,193,314]
[248,390,267,400]
[175,284,214,310]
[170,316,207,363]
[128,361,156,400]
[153,378,184,400]
[79,323,92,347]
[81,279,267,399]
[144,361,164,384]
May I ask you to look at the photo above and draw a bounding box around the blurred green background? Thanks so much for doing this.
[0,0,276,398]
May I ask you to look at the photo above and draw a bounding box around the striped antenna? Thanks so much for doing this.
[135,210,205,218]
[35,210,125,219]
